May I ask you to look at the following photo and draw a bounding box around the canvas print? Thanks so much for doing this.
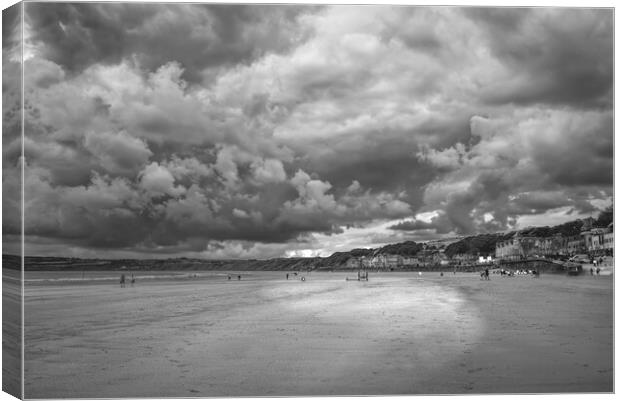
[2,2,614,399]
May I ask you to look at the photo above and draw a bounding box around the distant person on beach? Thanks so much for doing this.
[228,275,231,280]
[120,274,126,288]
[484,268,490,280]
[590,267,594,276]
[131,274,135,287]
[238,275,241,280]
[596,267,601,275]
[286,273,289,280]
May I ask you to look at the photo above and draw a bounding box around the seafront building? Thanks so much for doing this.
[495,221,614,262]
[566,235,586,255]
[580,223,614,256]
[342,218,614,269]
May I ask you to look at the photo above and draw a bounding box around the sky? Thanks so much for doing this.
[2,3,614,259]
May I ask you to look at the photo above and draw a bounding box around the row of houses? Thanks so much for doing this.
[344,220,614,269]
[495,222,614,262]
[342,219,614,269]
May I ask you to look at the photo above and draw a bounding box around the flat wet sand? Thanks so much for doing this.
[23,272,612,398]
[3,268,22,398]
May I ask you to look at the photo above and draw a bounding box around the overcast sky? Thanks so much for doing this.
[2,3,613,259]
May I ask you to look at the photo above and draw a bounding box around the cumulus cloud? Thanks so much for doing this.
[12,4,613,258]
[84,131,152,176]
[251,158,287,184]
[232,208,250,219]
[286,169,343,214]
[389,219,435,231]
[415,109,613,235]
[417,143,467,170]
[24,3,318,82]
[163,156,213,183]
[468,8,613,108]
[25,57,66,88]
[138,162,186,198]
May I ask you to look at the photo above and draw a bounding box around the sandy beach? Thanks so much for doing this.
[2,268,22,398]
[23,271,612,398]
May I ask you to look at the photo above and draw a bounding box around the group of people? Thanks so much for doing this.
[227,275,242,280]
[590,267,602,276]
[497,268,539,277]
[119,274,135,288]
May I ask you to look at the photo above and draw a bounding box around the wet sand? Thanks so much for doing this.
[23,272,612,398]
[2,268,22,398]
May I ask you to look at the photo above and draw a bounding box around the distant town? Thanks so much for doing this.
[8,206,613,273]
[344,214,613,271]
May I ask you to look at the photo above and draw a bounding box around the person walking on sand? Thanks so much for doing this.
[238,275,241,280]
[120,274,126,288]
[131,274,135,287]
[484,268,490,280]
[596,267,601,276]
[590,267,594,276]
[286,273,289,280]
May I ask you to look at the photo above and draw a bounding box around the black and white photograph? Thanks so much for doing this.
[1,1,615,399]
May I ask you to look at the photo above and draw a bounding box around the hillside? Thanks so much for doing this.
[444,233,511,258]
[5,209,611,272]
[376,241,424,256]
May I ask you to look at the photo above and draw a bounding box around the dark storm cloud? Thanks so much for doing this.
[418,108,613,236]
[505,191,580,216]
[25,3,317,82]
[303,133,436,198]
[469,8,613,108]
[3,3,22,151]
[527,111,613,187]
[389,219,434,231]
[2,3,20,51]
[464,7,530,32]
[379,7,456,58]
[14,4,613,258]
[2,60,22,151]
[2,4,23,249]
[18,164,401,251]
